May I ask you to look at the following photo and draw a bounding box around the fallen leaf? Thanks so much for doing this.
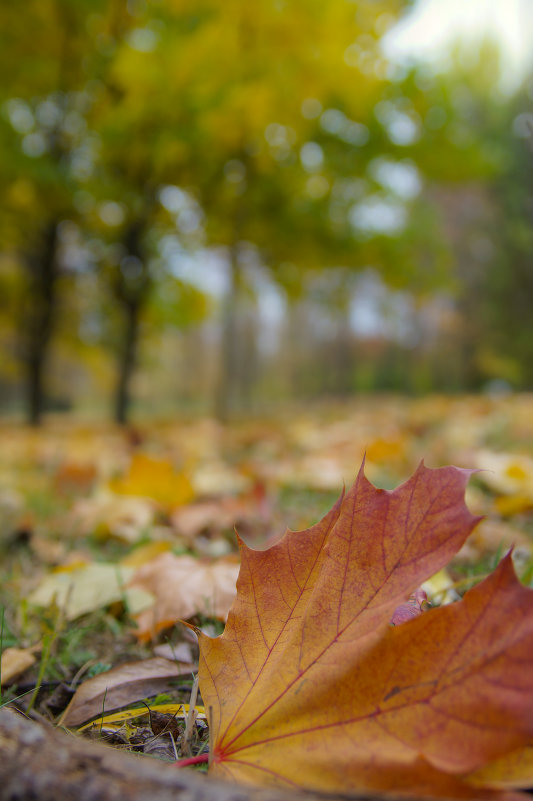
[422,567,460,605]
[28,563,154,619]
[59,657,195,727]
[145,707,183,739]
[366,435,408,465]
[466,746,533,789]
[475,451,533,506]
[390,588,429,625]
[130,553,239,642]
[109,453,194,509]
[153,642,195,663]
[54,461,97,495]
[494,495,533,517]
[120,541,172,568]
[1,645,39,685]
[191,461,250,496]
[78,701,206,733]
[70,493,155,542]
[171,497,261,542]
[199,462,533,798]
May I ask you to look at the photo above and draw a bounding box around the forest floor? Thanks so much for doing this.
[2,393,533,765]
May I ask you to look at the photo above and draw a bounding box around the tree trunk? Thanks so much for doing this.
[23,221,59,426]
[114,300,140,425]
[0,707,418,801]
[111,219,151,426]
[215,248,241,422]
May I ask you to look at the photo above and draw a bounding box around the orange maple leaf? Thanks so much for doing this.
[198,463,533,798]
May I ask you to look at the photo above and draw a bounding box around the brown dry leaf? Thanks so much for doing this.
[129,553,239,642]
[59,657,195,728]
[171,487,270,547]
[54,461,97,495]
[1,645,40,685]
[171,500,246,540]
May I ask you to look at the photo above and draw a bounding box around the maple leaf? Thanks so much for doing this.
[198,462,533,798]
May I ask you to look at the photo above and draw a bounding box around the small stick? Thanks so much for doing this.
[181,674,199,757]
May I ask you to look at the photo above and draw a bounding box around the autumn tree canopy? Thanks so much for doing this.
[0,0,530,421]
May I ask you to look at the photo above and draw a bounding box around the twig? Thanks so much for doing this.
[181,674,199,757]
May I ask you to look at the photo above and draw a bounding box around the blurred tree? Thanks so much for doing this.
[0,0,118,422]
[91,0,431,417]
[2,0,530,422]
[181,0,415,416]
[477,84,533,388]
[0,0,210,423]
[407,43,533,390]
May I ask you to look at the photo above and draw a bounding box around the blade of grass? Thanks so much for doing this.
[0,687,38,709]
[26,632,53,713]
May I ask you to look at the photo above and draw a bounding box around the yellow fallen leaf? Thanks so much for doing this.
[120,541,171,568]
[422,568,459,605]
[505,463,529,482]
[28,563,154,619]
[494,494,533,517]
[109,453,194,509]
[366,436,407,464]
[78,702,206,732]
[466,745,533,789]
